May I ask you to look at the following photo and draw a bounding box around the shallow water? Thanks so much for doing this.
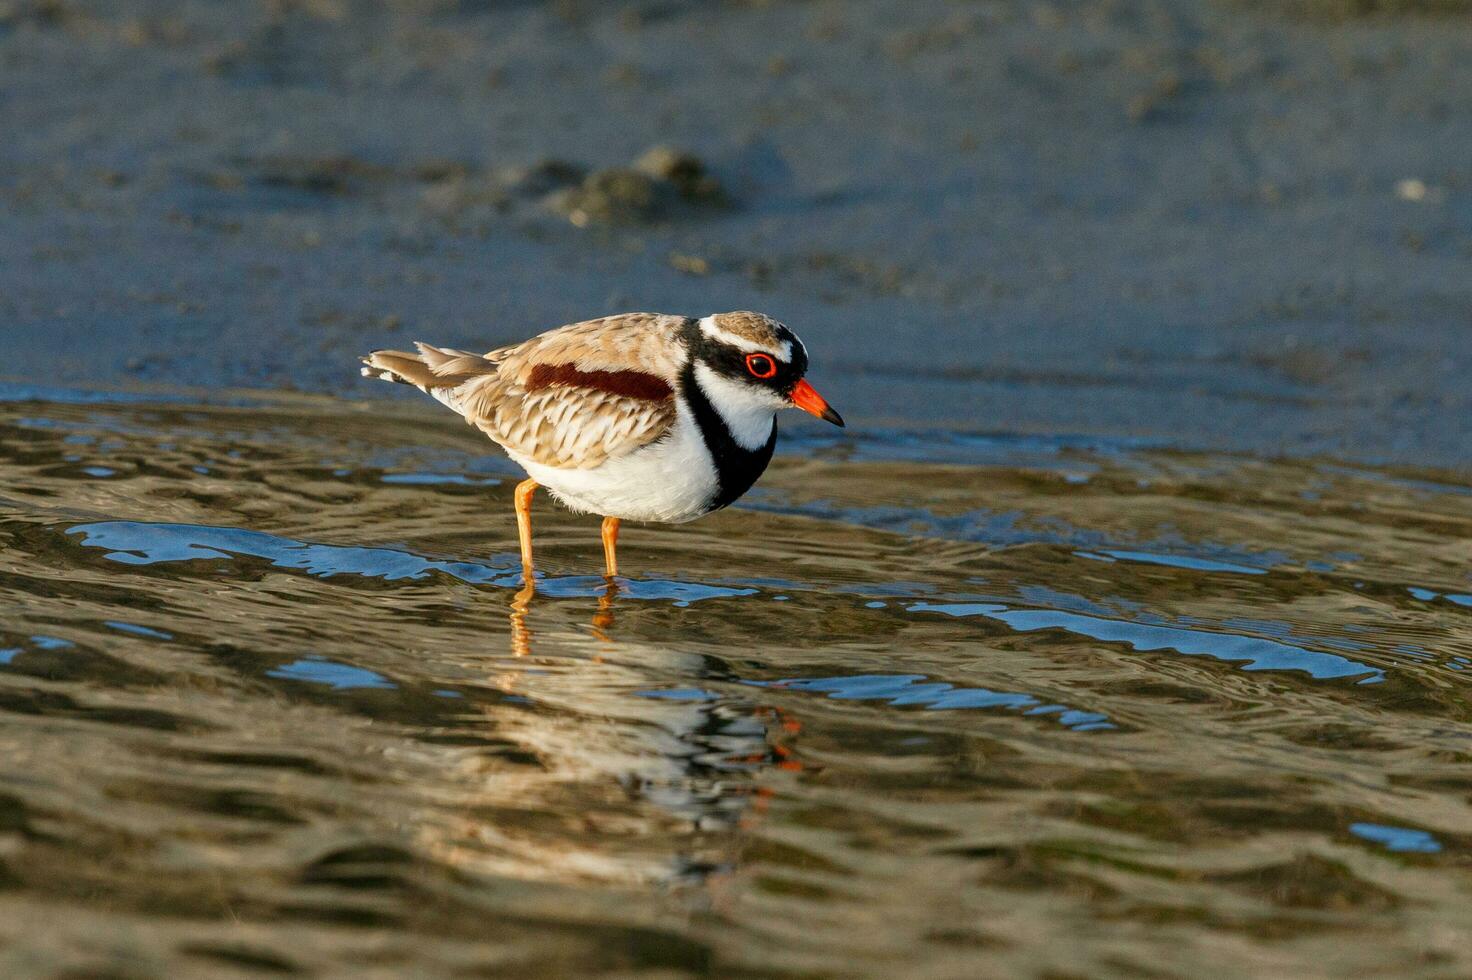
[2,392,1472,977]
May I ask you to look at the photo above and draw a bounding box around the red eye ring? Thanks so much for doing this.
[745,353,778,379]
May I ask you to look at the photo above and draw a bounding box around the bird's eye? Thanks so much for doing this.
[745,353,777,379]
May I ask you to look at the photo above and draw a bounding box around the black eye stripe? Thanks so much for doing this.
[683,319,806,385]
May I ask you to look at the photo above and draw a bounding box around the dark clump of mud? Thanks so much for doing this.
[235,154,475,195]
[545,145,730,226]
[215,142,731,229]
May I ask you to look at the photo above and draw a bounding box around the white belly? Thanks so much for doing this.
[508,410,719,523]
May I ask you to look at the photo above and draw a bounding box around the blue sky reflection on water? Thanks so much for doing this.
[1350,823,1442,854]
[748,674,1115,731]
[909,602,1385,683]
[267,656,397,691]
[66,521,754,603]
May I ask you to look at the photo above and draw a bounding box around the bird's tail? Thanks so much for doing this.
[360,342,499,415]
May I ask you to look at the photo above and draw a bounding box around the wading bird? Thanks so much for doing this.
[361,311,843,578]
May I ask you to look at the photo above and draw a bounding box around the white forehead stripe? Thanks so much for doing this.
[698,315,793,362]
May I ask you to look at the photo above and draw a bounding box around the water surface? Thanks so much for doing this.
[2,394,1472,976]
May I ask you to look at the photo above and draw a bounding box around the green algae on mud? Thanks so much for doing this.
[2,392,1472,975]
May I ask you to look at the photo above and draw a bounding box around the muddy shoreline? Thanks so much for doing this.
[3,0,1470,467]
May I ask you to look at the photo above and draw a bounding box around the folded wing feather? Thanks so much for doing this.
[360,314,685,469]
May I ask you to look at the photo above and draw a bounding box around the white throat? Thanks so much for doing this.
[691,363,779,451]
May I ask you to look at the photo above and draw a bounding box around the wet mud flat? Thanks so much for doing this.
[3,0,1472,465]
[2,390,1472,975]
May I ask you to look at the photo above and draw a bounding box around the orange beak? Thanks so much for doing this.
[790,379,844,427]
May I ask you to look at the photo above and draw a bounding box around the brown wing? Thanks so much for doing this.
[486,312,688,382]
[457,375,676,468]
[361,313,686,469]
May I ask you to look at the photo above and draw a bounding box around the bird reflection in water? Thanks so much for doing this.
[507,575,618,657]
[426,575,803,892]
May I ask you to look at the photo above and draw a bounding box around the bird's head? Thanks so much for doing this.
[687,312,843,442]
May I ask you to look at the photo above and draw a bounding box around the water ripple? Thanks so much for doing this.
[66,521,755,603]
[750,673,1115,731]
[909,602,1385,682]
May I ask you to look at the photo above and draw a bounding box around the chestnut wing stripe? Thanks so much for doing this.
[526,363,673,401]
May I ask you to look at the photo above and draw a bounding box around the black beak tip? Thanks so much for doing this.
[824,406,845,427]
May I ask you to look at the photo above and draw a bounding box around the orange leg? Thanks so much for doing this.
[514,479,538,578]
[600,516,621,577]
